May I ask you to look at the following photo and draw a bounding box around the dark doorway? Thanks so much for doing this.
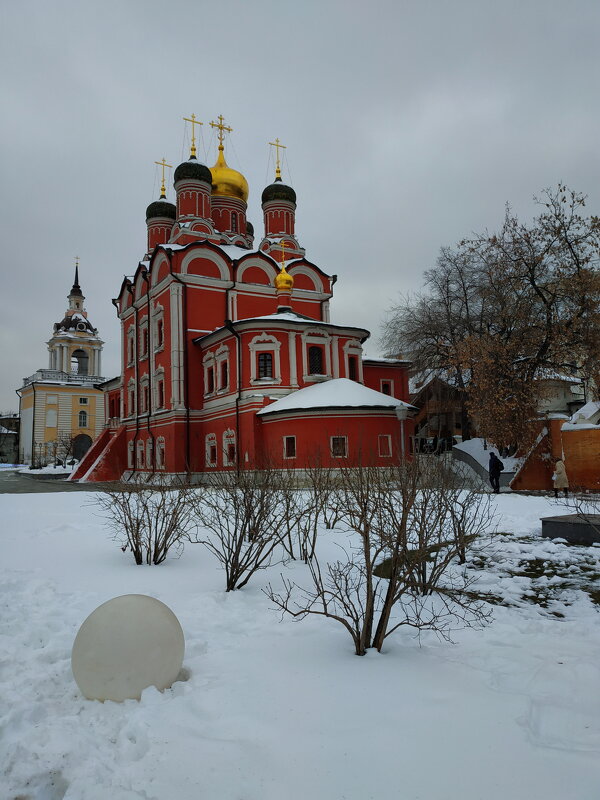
[73,433,93,460]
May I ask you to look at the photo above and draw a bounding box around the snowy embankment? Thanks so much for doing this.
[454,437,521,472]
[1,492,600,799]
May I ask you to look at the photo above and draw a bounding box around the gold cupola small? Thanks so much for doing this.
[274,263,294,292]
[209,115,249,203]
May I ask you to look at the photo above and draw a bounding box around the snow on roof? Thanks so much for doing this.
[257,378,414,416]
[0,426,16,435]
[569,400,600,425]
[236,311,369,334]
[364,356,411,365]
[219,245,256,260]
[538,369,582,384]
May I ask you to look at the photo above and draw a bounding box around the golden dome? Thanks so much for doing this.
[210,145,249,203]
[274,264,294,292]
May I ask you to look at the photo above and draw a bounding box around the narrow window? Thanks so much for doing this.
[156,319,164,348]
[157,380,164,408]
[227,442,236,465]
[207,367,215,394]
[381,381,391,396]
[284,436,296,459]
[308,346,323,375]
[258,352,273,378]
[331,436,347,458]
[348,356,357,381]
[231,213,237,232]
[209,445,217,465]
[142,385,149,413]
[78,410,88,428]
[220,360,229,389]
[378,435,392,457]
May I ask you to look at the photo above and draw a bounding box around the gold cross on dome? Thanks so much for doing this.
[280,238,286,269]
[210,114,233,147]
[269,138,286,180]
[154,158,173,198]
[183,114,203,158]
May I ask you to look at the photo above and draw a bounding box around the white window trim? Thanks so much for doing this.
[215,343,230,393]
[343,340,364,383]
[378,434,392,458]
[127,326,136,367]
[302,329,332,382]
[146,438,153,467]
[154,367,166,410]
[127,378,136,417]
[203,351,217,397]
[152,303,165,353]
[249,333,282,385]
[136,440,145,469]
[127,441,134,469]
[139,373,150,415]
[330,435,348,458]
[283,435,297,459]
[380,378,395,396]
[205,433,217,467]
[223,429,236,466]
[139,317,149,360]
[156,437,166,470]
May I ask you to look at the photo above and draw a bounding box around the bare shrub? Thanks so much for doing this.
[191,467,295,591]
[266,455,495,656]
[93,476,196,565]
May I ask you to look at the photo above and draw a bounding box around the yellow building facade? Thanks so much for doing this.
[17,267,105,465]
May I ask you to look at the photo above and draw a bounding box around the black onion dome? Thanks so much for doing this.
[261,178,296,205]
[145,200,176,221]
[54,314,97,334]
[173,158,212,185]
[246,220,254,236]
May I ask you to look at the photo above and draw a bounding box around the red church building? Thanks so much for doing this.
[72,117,414,482]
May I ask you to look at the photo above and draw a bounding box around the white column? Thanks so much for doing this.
[170,283,184,408]
[332,336,340,378]
[288,332,298,387]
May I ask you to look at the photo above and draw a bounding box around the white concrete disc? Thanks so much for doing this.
[71,594,185,702]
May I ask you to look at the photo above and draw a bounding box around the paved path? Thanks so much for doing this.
[0,470,109,494]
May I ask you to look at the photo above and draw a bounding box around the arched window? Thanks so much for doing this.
[71,349,89,375]
[78,410,88,428]
[308,346,323,375]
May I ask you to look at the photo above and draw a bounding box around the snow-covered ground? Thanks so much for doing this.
[1,491,600,799]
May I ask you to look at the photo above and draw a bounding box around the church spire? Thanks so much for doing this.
[70,257,83,298]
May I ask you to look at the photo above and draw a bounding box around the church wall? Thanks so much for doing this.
[258,411,407,468]
[363,363,410,400]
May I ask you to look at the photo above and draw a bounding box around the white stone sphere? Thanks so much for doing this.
[71,594,185,702]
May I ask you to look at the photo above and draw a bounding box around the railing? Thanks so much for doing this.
[22,369,105,386]
[452,446,515,488]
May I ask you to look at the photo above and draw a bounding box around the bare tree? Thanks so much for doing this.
[93,476,196,565]
[191,467,294,591]
[382,186,600,449]
[266,456,495,656]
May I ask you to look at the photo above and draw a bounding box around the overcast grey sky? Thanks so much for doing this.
[1,0,599,412]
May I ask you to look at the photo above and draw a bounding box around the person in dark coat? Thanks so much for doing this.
[488,451,504,494]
